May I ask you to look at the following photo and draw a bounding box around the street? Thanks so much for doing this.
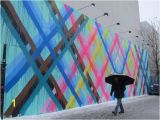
[4,95,160,120]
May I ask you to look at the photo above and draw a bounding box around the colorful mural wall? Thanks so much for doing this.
[0,0,151,117]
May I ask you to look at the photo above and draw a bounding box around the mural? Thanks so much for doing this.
[0,0,151,117]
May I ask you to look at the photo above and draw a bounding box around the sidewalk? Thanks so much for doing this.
[4,95,160,120]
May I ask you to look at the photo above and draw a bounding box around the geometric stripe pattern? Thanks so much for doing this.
[0,1,151,117]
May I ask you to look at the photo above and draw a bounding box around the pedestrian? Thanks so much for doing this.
[110,78,126,115]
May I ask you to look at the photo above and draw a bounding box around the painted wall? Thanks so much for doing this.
[64,0,141,43]
[0,0,151,117]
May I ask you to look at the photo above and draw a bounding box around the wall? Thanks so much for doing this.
[0,0,151,117]
[64,0,141,43]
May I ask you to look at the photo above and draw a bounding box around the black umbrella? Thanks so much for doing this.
[105,74,135,85]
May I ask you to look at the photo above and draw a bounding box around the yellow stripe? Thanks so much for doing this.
[12,99,16,108]
[66,31,109,108]
[66,79,84,108]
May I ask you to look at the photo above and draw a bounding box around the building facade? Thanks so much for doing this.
[0,0,151,117]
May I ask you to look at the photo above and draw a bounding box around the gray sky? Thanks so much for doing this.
[138,0,160,22]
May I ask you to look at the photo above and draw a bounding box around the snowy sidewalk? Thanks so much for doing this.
[4,95,160,120]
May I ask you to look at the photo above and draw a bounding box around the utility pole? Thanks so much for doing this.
[1,44,7,120]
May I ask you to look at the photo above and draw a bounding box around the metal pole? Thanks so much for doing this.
[1,44,7,120]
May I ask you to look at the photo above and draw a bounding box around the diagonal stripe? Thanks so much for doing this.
[48,2,97,103]
[42,14,89,109]
[110,34,118,55]
[76,29,110,100]
[0,5,60,112]
[4,1,72,92]
[23,0,81,105]
[95,22,116,73]
[20,0,82,109]
[19,10,89,115]
[121,43,131,73]
[1,3,43,88]
[129,47,145,96]
[1,4,63,114]
[45,2,83,106]
[68,14,102,102]
[69,12,109,100]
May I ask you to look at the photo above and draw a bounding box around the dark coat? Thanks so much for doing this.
[110,83,126,98]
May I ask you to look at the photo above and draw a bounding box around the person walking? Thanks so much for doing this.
[110,78,126,115]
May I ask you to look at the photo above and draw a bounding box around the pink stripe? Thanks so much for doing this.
[69,13,108,102]
[128,48,140,96]
[41,98,51,113]
[78,31,110,100]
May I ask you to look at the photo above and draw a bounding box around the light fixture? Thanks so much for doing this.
[116,22,120,25]
[125,35,139,39]
[91,3,95,7]
[78,3,96,10]
[106,22,120,27]
[129,31,132,33]
[104,12,109,16]
[119,30,132,34]
[95,12,109,20]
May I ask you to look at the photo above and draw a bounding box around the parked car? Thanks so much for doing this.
[148,83,160,95]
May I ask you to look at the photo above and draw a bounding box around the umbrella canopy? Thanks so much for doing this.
[105,74,135,85]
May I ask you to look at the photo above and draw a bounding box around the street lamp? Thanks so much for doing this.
[106,22,120,27]
[125,35,139,39]
[119,30,132,34]
[94,12,109,20]
[1,44,7,120]
[78,3,96,10]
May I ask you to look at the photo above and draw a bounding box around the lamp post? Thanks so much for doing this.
[78,3,95,10]
[106,22,120,28]
[125,35,139,39]
[1,44,7,120]
[119,30,132,34]
[94,12,109,20]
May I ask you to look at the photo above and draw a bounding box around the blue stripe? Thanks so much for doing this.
[45,2,82,105]
[121,42,131,73]
[23,1,82,106]
[5,38,44,92]
[20,18,88,115]
[1,5,62,113]
[95,22,116,73]
[4,1,71,92]
[44,83,63,110]
[45,37,82,106]
[5,63,29,92]
[6,55,27,85]
[6,52,26,79]
[46,1,73,45]
[69,47,97,103]
[47,2,97,103]
[20,1,88,114]
[1,6,43,82]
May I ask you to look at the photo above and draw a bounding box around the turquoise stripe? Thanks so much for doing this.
[20,15,88,115]
[1,7,43,81]
[44,83,63,110]
[1,7,63,113]
[69,47,97,103]
[95,22,116,73]
[46,2,97,103]
[122,43,131,73]
[23,1,82,106]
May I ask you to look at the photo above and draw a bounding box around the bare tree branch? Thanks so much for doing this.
[140,19,160,82]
